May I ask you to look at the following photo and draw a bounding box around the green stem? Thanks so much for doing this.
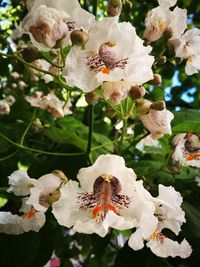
[20,110,36,145]
[87,105,94,164]
[0,151,18,162]
[118,119,127,155]
[0,133,86,157]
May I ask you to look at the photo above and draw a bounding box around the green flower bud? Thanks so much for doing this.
[70,30,89,46]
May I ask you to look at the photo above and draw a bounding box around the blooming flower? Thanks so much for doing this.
[28,59,54,83]
[158,0,177,8]
[139,107,174,139]
[174,28,200,75]
[172,132,200,168]
[128,185,192,258]
[52,154,156,237]
[63,17,154,92]
[7,170,65,212]
[144,5,186,43]
[25,91,72,118]
[0,198,45,235]
[21,0,95,50]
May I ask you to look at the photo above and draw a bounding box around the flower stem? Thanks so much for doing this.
[93,0,98,16]
[20,110,36,145]
[0,132,86,157]
[87,105,94,164]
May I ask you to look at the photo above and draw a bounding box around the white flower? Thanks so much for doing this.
[25,91,72,118]
[102,80,129,105]
[63,17,154,92]
[144,6,186,43]
[128,185,192,258]
[7,170,37,196]
[0,199,45,235]
[136,134,160,152]
[0,96,15,116]
[26,173,62,212]
[174,28,200,75]
[139,108,174,139]
[21,0,95,50]
[172,132,200,168]
[153,185,185,235]
[53,154,156,237]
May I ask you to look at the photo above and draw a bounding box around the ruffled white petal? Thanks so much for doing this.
[147,236,192,258]
[7,170,37,196]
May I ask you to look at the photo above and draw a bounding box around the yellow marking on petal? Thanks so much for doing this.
[105,41,117,47]
[151,231,158,240]
[101,174,113,182]
[188,56,193,63]
[159,23,165,31]
[101,67,111,74]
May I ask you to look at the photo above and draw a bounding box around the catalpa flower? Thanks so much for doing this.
[0,198,45,235]
[172,132,200,168]
[25,91,72,118]
[52,155,156,237]
[174,28,200,75]
[63,17,154,92]
[128,185,192,258]
[136,134,160,152]
[8,170,65,212]
[139,107,174,139]
[158,0,177,8]
[21,0,95,50]
[144,6,186,43]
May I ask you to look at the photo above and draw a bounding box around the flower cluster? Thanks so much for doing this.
[0,155,192,259]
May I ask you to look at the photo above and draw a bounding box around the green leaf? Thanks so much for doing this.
[172,110,200,133]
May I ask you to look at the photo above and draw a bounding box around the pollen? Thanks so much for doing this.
[101,67,111,74]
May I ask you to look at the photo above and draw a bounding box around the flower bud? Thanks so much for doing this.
[22,47,42,63]
[85,91,100,104]
[123,0,133,10]
[135,99,151,114]
[52,170,68,183]
[129,86,146,99]
[0,101,10,115]
[150,100,166,111]
[148,74,162,85]
[107,3,122,16]
[70,30,89,46]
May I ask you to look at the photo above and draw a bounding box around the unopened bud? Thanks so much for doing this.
[49,66,58,76]
[158,56,167,64]
[22,47,42,63]
[85,91,100,104]
[150,100,166,111]
[167,158,181,173]
[123,0,133,10]
[129,86,146,99]
[136,99,151,114]
[107,3,122,16]
[105,107,116,118]
[148,74,162,85]
[109,0,121,7]
[70,30,89,46]
[52,170,68,182]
